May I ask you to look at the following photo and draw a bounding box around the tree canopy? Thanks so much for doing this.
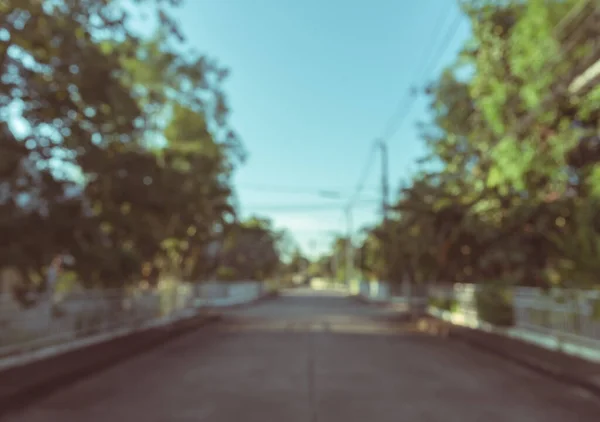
[217,216,284,282]
[0,0,281,297]
[352,0,600,289]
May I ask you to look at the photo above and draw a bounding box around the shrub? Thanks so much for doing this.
[428,295,456,311]
[475,284,515,327]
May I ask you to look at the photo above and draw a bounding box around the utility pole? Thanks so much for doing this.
[379,139,389,219]
[344,205,353,288]
[379,139,390,284]
[354,243,361,281]
[331,248,337,281]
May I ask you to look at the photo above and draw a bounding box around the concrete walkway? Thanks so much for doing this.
[5,288,600,422]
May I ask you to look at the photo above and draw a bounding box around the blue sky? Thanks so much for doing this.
[165,0,472,256]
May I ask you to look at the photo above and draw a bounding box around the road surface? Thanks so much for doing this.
[5,288,600,422]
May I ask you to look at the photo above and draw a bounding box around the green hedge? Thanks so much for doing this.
[474,284,515,327]
[428,296,456,312]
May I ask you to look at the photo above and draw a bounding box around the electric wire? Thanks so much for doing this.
[346,3,465,209]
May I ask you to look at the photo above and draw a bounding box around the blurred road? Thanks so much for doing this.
[5,288,600,422]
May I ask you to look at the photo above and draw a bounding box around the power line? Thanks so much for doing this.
[237,184,379,195]
[277,228,343,234]
[337,0,595,281]
[379,1,594,166]
[346,142,379,207]
[453,1,597,141]
[243,199,379,212]
[346,5,464,209]
[372,1,596,208]
[382,10,463,141]
[381,2,455,141]
[341,5,466,283]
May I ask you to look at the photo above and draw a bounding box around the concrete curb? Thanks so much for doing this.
[357,296,600,397]
[351,294,381,304]
[0,312,221,418]
[420,317,600,399]
[351,294,397,308]
[205,290,280,311]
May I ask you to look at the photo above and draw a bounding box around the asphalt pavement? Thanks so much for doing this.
[4,288,600,422]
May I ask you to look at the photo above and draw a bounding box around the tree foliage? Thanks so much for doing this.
[354,0,600,288]
[217,217,283,282]
[0,0,279,296]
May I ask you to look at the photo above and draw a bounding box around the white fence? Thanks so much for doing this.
[512,287,600,350]
[426,284,600,347]
[349,279,425,303]
[197,281,265,307]
[0,281,267,360]
[355,280,600,361]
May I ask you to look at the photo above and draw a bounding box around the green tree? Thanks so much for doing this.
[0,0,246,297]
[217,217,283,282]
[348,0,599,292]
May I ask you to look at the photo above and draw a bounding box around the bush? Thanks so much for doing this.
[475,284,515,327]
[428,296,456,311]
